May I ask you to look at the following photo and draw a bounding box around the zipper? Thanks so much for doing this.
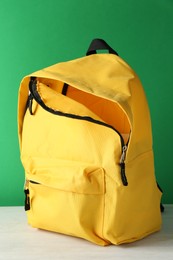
[30,180,40,184]
[26,77,37,115]
[24,179,30,211]
[24,179,40,211]
[28,78,129,186]
[28,93,34,115]
[120,145,128,186]
[25,93,34,115]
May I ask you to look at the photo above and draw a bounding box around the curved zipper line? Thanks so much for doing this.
[29,80,125,147]
[29,79,128,186]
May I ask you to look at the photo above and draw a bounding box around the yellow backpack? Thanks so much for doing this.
[18,39,162,246]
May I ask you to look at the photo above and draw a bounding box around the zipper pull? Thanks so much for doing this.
[120,145,127,164]
[28,93,34,115]
[120,145,128,186]
[24,189,30,211]
[24,179,30,211]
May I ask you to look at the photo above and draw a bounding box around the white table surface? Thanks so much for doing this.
[0,205,172,260]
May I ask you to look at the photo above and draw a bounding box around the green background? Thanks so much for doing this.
[0,0,172,206]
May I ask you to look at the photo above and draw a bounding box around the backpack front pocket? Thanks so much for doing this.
[25,161,108,246]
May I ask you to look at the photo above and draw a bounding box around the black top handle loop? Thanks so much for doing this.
[86,38,118,56]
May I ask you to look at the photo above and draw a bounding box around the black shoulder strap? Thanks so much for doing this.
[157,182,164,212]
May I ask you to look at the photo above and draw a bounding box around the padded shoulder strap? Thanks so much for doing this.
[157,183,164,212]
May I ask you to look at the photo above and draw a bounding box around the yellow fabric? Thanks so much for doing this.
[18,53,162,246]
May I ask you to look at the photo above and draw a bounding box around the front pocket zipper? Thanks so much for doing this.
[24,189,30,211]
[24,181,39,211]
[24,163,105,211]
[28,78,129,186]
[30,180,40,184]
